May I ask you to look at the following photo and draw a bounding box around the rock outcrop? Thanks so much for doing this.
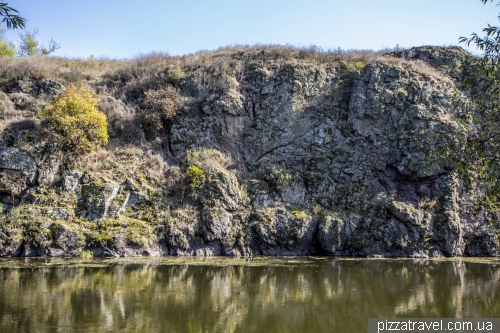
[0,46,498,257]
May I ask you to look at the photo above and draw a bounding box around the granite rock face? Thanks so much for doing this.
[0,46,499,257]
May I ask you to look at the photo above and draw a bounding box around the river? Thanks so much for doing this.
[0,257,499,332]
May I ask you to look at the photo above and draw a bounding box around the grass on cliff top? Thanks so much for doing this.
[0,44,464,86]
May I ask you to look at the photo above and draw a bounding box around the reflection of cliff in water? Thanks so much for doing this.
[0,260,499,332]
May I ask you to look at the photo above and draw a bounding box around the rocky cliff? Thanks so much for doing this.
[0,45,498,257]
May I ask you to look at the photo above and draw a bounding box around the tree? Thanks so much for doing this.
[447,0,500,195]
[39,85,109,153]
[0,27,14,58]
[17,28,60,57]
[0,3,26,29]
[0,39,14,58]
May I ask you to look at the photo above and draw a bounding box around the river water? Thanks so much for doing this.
[0,257,499,332]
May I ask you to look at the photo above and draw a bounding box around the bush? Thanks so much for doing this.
[141,85,180,137]
[186,165,205,191]
[39,84,108,152]
[165,65,185,84]
[186,149,233,170]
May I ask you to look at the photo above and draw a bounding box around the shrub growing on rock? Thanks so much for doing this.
[39,84,108,153]
[186,165,205,191]
[141,85,179,137]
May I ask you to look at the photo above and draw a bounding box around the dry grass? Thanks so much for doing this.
[0,44,453,88]
[418,198,437,210]
[0,91,17,118]
[107,52,171,81]
[0,116,33,136]
[0,56,124,84]
[72,142,170,183]
[97,95,141,141]
[184,44,383,66]
[93,45,405,99]
[186,148,234,175]
[0,90,41,134]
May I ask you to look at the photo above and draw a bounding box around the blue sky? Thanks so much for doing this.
[3,0,499,59]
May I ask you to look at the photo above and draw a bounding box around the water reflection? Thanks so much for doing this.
[0,259,499,332]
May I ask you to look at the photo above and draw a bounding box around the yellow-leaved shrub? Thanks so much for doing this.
[186,165,205,191]
[39,85,108,153]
